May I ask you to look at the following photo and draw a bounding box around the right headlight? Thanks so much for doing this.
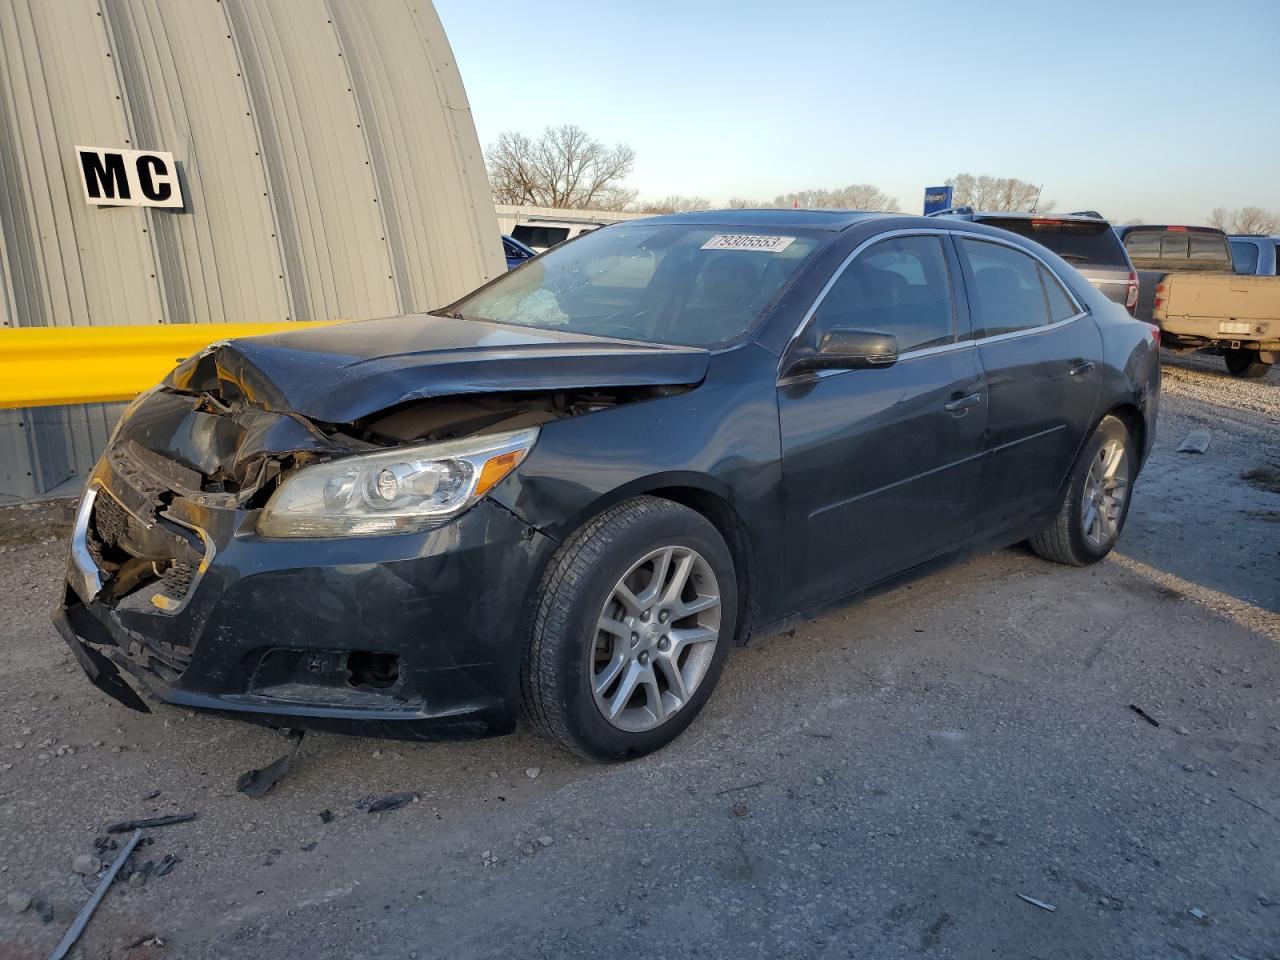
[257,427,539,538]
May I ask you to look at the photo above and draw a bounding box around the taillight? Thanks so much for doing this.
[1153,280,1166,313]
[1125,270,1139,315]
[1146,323,1161,346]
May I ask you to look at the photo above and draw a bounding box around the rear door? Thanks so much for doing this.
[778,232,987,611]
[954,235,1103,536]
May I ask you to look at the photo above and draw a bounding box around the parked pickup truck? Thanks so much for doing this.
[1116,224,1279,378]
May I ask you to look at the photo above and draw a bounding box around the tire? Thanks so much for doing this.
[1223,348,1272,379]
[1029,414,1135,567]
[521,496,737,761]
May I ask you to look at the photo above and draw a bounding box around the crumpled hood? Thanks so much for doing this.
[167,313,711,423]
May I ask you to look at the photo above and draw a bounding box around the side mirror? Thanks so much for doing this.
[786,327,899,375]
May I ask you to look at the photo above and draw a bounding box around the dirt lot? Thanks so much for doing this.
[1,354,1276,960]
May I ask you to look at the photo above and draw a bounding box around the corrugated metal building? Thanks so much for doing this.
[0,0,503,499]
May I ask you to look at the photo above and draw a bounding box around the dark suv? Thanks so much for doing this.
[928,209,1138,315]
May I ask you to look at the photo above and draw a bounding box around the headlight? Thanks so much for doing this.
[257,427,539,538]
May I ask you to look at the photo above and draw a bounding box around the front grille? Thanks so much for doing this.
[88,488,206,607]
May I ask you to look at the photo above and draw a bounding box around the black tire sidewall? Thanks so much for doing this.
[1061,416,1134,562]
[551,505,737,761]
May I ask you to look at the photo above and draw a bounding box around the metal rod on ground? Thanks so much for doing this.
[49,828,143,960]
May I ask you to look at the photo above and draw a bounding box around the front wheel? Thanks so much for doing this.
[1030,414,1135,566]
[521,496,737,761]
[1223,348,1272,379]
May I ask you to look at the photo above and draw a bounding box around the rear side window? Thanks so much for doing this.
[1122,230,1161,259]
[1189,231,1226,261]
[812,235,956,352]
[959,238,1073,337]
[1039,265,1079,321]
[511,225,570,248]
[1230,239,1259,274]
[977,217,1128,268]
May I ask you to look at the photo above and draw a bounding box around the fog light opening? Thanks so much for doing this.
[347,651,400,689]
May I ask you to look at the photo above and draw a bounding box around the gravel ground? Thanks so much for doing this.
[0,353,1276,960]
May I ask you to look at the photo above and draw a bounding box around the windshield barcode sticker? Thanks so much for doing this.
[701,234,796,253]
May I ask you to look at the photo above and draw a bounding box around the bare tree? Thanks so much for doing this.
[634,195,713,214]
[946,173,1053,212]
[1208,206,1279,234]
[726,197,766,209]
[486,124,637,210]
[771,183,900,211]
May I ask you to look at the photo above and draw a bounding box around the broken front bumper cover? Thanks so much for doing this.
[55,459,557,740]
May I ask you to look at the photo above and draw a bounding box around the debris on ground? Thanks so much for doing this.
[32,898,55,923]
[73,853,102,876]
[236,730,305,799]
[537,836,553,847]
[106,812,196,834]
[6,890,32,913]
[1128,704,1160,727]
[318,809,334,823]
[730,801,749,817]
[1176,430,1212,454]
[364,791,418,813]
[525,767,540,780]
[49,828,142,960]
[1189,906,1208,920]
[1017,894,1057,912]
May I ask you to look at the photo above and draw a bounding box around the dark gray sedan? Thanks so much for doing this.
[56,210,1160,760]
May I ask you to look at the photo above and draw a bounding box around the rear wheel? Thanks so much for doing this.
[1223,348,1272,379]
[1030,415,1134,566]
[521,496,736,761]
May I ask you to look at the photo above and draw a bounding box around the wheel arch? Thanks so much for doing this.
[544,472,759,647]
[1100,400,1147,466]
[644,484,758,647]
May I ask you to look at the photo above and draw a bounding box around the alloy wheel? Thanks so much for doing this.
[590,545,722,733]
[1081,436,1131,550]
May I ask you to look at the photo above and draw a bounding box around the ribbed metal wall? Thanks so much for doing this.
[0,0,503,499]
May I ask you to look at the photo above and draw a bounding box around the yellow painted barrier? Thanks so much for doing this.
[0,322,343,409]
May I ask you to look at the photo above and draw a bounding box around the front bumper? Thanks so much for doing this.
[55,452,557,739]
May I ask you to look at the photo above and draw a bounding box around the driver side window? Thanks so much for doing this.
[811,235,957,353]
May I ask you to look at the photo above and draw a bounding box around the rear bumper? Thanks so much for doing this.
[1156,315,1279,352]
[55,460,558,739]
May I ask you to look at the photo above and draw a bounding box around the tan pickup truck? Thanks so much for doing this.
[1153,273,1280,378]
[1116,224,1279,378]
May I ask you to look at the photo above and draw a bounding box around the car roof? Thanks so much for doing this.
[634,209,897,232]
[1228,233,1280,240]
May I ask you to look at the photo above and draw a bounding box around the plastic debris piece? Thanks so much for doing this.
[1017,894,1057,912]
[366,791,418,813]
[236,730,305,799]
[1176,430,1211,454]
[106,812,196,833]
[1128,704,1160,727]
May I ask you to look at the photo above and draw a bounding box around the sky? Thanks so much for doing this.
[435,0,1280,225]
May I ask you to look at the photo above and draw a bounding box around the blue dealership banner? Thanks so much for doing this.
[923,186,953,215]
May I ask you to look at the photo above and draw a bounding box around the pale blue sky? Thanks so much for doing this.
[436,0,1279,223]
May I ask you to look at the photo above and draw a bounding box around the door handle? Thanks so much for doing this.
[944,393,982,414]
[1069,360,1096,377]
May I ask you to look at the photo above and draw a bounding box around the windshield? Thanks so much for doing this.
[978,217,1128,267]
[446,223,825,348]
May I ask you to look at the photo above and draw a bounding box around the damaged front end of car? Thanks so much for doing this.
[53,321,706,738]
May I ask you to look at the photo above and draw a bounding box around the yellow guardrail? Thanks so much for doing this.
[0,322,344,409]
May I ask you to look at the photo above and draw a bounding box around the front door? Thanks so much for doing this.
[778,232,988,612]
[953,235,1103,535]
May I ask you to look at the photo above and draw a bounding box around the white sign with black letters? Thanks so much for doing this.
[76,146,184,209]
